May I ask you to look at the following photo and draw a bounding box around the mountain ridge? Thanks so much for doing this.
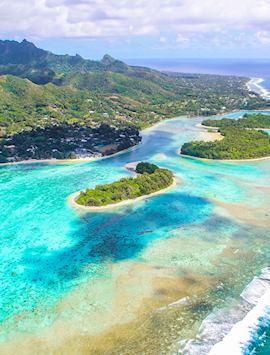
[0,38,268,140]
[0,39,134,84]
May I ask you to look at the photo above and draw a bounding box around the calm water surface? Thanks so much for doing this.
[0,111,270,353]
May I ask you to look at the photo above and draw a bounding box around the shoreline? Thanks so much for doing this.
[0,143,142,167]
[197,123,270,132]
[247,77,270,99]
[181,267,270,355]
[68,177,177,212]
[2,106,270,168]
[179,118,270,162]
[179,153,270,163]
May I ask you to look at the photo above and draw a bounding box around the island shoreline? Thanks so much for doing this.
[68,177,177,211]
[179,152,270,163]
[179,111,270,162]
[2,82,270,168]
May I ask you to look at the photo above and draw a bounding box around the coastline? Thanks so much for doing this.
[247,77,270,99]
[197,122,270,132]
[0,157,97,166]
[2,106,270,168]
[179,153,270,163]
[179,119,270,163]
[68,177,177,211]
[1,87,270,354]
[0,143,142,167]
[181,267,270,355]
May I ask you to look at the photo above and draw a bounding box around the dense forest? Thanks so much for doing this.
[76,164,174,207]
[202,114,270,129]
[135,162,158,174]
[181,114,270,160]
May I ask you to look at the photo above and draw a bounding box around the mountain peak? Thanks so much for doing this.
[21,39,37,48]
[101,54,117,65]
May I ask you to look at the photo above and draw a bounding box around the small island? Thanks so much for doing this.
[69,162,175,210]
[181,114,270,160]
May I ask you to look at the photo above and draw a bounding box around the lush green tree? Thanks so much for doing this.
[202,114,270,129]
[135,162,158,174]
[181,127,270,160]
[77,166,174,206]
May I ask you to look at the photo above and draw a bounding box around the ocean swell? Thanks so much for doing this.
[180,267,270,354]
[247,78,270,100]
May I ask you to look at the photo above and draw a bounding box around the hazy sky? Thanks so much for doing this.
[1,0,270,59]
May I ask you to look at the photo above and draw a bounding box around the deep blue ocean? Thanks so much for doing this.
[127,58,270,93]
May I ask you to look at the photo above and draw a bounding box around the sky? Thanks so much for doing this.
[0,0,270,59]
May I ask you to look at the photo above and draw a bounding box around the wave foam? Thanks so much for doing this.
[180,267,270,355]
[247,78,270,100]
[209,290,270,355]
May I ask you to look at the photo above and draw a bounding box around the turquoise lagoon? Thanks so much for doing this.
[1,112,270,353]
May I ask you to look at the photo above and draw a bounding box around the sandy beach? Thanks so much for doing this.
[68,177,177,212]
[0,157,98,166]
[196,123,224,141]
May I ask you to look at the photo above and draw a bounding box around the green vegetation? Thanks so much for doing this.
[181,114,270,160]
[202,114,270,129]
[0,39,269,139]
[0,123,141,163]
[76,165,174,207]
[135,162,158,174]
[0,39,269,163]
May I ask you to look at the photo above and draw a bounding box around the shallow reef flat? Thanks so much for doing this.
[0,111,270,354]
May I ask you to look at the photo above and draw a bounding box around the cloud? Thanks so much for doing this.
[0,0,270,47]
[256,31,270,44]
[159,36,167,43]
[176,34,189,43]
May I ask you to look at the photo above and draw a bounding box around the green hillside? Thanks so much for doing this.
[0,39,269,139]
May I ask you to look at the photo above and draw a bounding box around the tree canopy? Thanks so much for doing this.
[181,114,270,160]
[76,166,173,207]
[135,162,158,174]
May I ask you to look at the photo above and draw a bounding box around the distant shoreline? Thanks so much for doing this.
[179,153,270,163]
[247,77,270,99]
[68,177,177,212]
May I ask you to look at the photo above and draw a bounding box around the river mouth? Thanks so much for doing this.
[0,111,270,354]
